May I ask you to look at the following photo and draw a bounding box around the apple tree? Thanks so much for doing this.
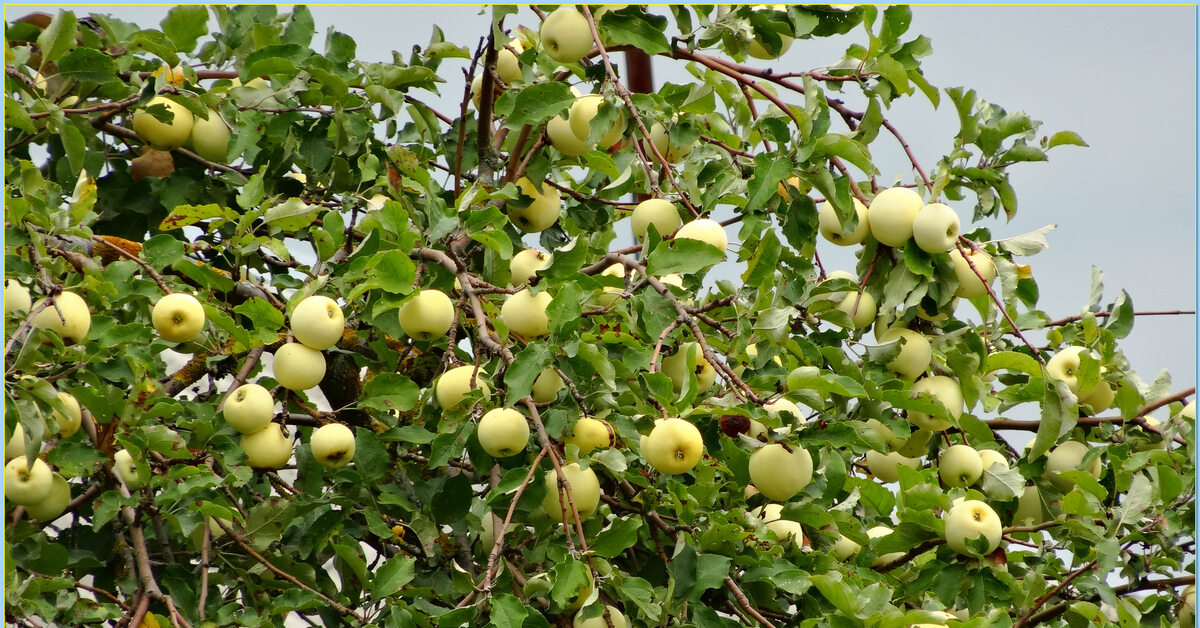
[3,5,1195,628]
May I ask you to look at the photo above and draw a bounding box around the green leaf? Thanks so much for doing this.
[591,516,641,558]
[263,198,320,231]
[979,463,1024,500]
[1104,290,1135,339]
[814,133,877,175]
[645,238,725,275]
[36,10,78,68]
[232,298,285,345]
[372,555,415,598]
[360,373,420,413]
[1030,378,1076,459]
[488,594,528,628]
[599,10,671,55]
[371,250,417,295]
[505,343,553,406]
[497,82,573,128]
[203,303,251,349]
[986,351,1041,376]
[56,48,118,83]
[810,572,858,617]
[1047,130,1088,148]
[244,497,295,552]
[161,5,209,53]
[745,153,793,211]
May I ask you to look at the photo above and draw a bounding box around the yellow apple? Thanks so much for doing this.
[24,472,70,521]
[4,455,53,505]
[565,417,614,455]
[540,7,594,64]
[4,427,26,461]
[573,605,626,628]
[674,218,728,253]
[1180,401,1195,421]
[548,114,593,156]
[497,38,525,84]
[631,198,682,242]
[746,5,794,60]
[978,449,1009,471]
[152,293,207,343]
[1045,440,1101,491]
[510,249,552,285]
[31,290,91,344]
[272,343,327,391]
[944,499,1002,556]
[1181,585,1197,626]
[754,503,805,547]
[1079,378,1115,412]
[868,525,905,566]
[398,289,456,341]
[642,418,704,474]
[542,462,601,522]
[365,194,390,212]
[50,391,82,438]
[112,449,147,490]
[290,295,345,351]
[912,203,961,253]
[501,288,552,339]
[834,290,877,330]
[596,263,628,306]
[5,280,31,315]
[436,365,491,409]
[645,121,695,163]
[531,367,564,403]
[868,187,922,248]
[949,248,996,299]
[1012,484,1047,526]
[938,444,984,488]
[510,177,562,233]
[569,94,626,148]
[477,408,530,457]
[190,109,231,163]
[241,423,293,469]
[864,449,920,483]
[1045,346,1098,395]
[875,327,931,380]
[906,375,963,431]
[833,533,861,560]
[763,398,803,422]
[222,383,275,434]
[661,342,717,393]
[133,96,195,151]
[310,423,356,469]
[864,418,908,451]
[818,198,870,246]
[749,443,813,500]
[230,76,269,90]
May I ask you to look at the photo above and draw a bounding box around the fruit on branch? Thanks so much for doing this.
[541,462,601,522]
[1181,401,1196,421]
[875,327,931,381]
[944,499,1002,556]
[4,428,26,461]
[398,289,455,341]
[1179,585,1197,626]
[241,424,293,469]
[510,249,552,285]
[864,449,920,483]
[151,64,188,86]
[310,423,356,469]
[834,290,877,330]
[4,455,53,505]
[868,525,905,566]
[911,203,961,254]
[24,472,70,521]
[151,293,207,343]
[1012,484,1047,526]
[645,121,696,163]
[1079,379,1115,412]
[896,428,935,458]
[290,295,345,351]
[189,109,231,163]
[4,280,30,315]
[938,444,984,488]
[501,288,552,339]
[436,365,491,409]
[223,383,275,434]
[112,449,147,490]
[573,605,626,628]
[754,503,805,548]
[661,342,717,393]
[748,442,813,500]
[1128,417,1167,452]
[910,611,958,628]
[132,96,195,151]
[497,38,525,84]
[832,533,862,560]
[630,198,682,242]
[642,418,704,474]
[906,375,964,431]
[539,7,594,64]
[272,343,327,391]
[569,94,626,148]
[476,408,529,457]
[548,114,593,156]
[531,367,564,403]
[746,4,794,60]
[818,198,870,246]
[1045,346,1098,395]
[978,449,1009,471]
[31,290,91,344]
[949,248,996,299]
[864,418,908,451]
[674,218,728,254]
[49,391,82,438]
[596,263,628,306]
[565,417,615,455]
[1045,440,1101,491]
[763,398,803,422]
[509,177,562,233]
[868,187,922,248]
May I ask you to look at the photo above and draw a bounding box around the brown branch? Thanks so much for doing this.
[1014,558,1098,628]
[956,239,1044,364]
[725,577,778,628]
[1044,309,1195,328]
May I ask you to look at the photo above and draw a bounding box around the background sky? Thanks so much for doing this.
[50,4,1198,419]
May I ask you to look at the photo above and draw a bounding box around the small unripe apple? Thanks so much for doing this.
[868,525,905,566]
[501,288,552,339]
[865,449,920,483]
[938,444,984,488]
[436,365,491,409]
[565,417,615,455]
[272,343,327,391]
[875,327,931,380]
[539,7,594,64]
[911,203,961,253]
[310,423,356,469]
[949,248,996,299]
[24,472,70,521]
[661,342,717,393]
[531,367,564,403]
[631,198,682,242]
[642,418,704,474]
[510,249,552,285]
[868,187,922,248]
[189,109,231,163]
[1180,401,1195,421]
[31,290,91,344]
[906,375,963,431]
[1045,440,1101,491]
[754,503,805,547]
[223,383,275,434]
[112,449,147,490]
[569,94,626,147]
[818,198,870,246]
[477,408,529,457]
[749,443,813,500]
[290,295,345,351]
[4,280,31,315]
[944,499,1002,556]
[240,423,293,469]
[50,391,82,438]
[746,5,794,60]
[541,462,601,522]
[4,455,53,505]
[398,289,455,341]
[573,605,626,628]
[133,96,195,151]
[152,293,207,343]
[509,177,562,233]
[674,218,728,254]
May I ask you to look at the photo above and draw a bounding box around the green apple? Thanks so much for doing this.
[398,289,455,341]
[112,449,147,490]
[944,499,1002,556]
[477,408,529,457]
[31,290,91,344]
[151,293,207,343]
[310,423,355,469]
[749,443,813,500]
[5,280,31,315]
[290,295,345,351]
[509,177,562,233]
[470,74,485,109]
[540,7,594,64]
[501,288,552,339]
[763,398,803,422]
[241,423,292,469]
[223,383,275,434]
[631,198,682,242]
[874,327,931,380]
[133,96,194,150]
[569,94,626,147]
[907,375,963,431]
[272,343,326,391]
[1045,346,1096,394]
[50,391,82,438]
[674,218,728,253]
[4,427,26,461]
[565,417,614,455]
[832,533,861,560]
[864,418,908,451]
[1012,484,1047,526]
[865,449,920,483]
[754,503,805,547]
[746,5,794,60]
[978,449,1009,471]
[597,263,628,306]
[661,342,717,393]
[230,76,269,90]
[4,455,53,505]
[910,611,958,628]
[834,290,877,329]
[645,121,695,163]
[1079,378,1115,412]
[949,248,996,299]
[573,605,626,628]
[497,38,525,84]
[510,249,552,285]
[868,525,905,566]
[190,109,231,163]
[642,418,704,474]
[542,462,601,522]
[24,472,70,521]
[911,202,961,253]
[896,428,934,458]
[868,187,922,248]
[1045,440,1101,491]
[548,114,593,156]
[1180,585,1196,626]
[531,367,564,403]
[818,198,870,246]
[436,365,491,409]
[938,444,984,488]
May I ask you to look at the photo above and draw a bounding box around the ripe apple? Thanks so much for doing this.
[875,327,931,380]
[833,290,877,330]
[223,383,275,434]
[24,472,70,521]
[978,449,1009,471]
[548,114,593,156]
[133,96,195,151]
[573,605,626,628]
[290,295,345,350]
[763,398,803,422]
[818,198,870,246]
[509,177,562,233]
[112,449,147,490]
[539,7,594,64]
[864,418,908,451]
[944,499,1002,556]
[674,218,728,253]
[754,503,805,547]
[310,423,356,469]
[1079,378,1115,412]
[398,289,456,341]
[776,176,802,202]
[569,94,626,148]
[510,249,552,285]
[833,533,861,560]
[642,418,704,474]
[4,455,53,505]
[596,263,628,306]
[5,280,31,315]
[497,38,525,84]
[531,367,564,403]
[949,248,996,299]
[477,408,530,457]
[1012,484,1047,526]
[906,375,963,431]
[436,365,491,409]
[541,462,601,522]
[749,443,813,500]
[865,449,920,483]
[501,288,552,339]
[938,444,984,488]
[896,428,934,458]
[1181,401,1195,421]
[4,427,26,461]
[661,342,717,393]
[565,417,614,455]
[240,423,293,469]
[190,109,231,163]
[31,290,91,343]
[631,198,682,242]
[746,5,794,60]
[645,122,695,163]
[1045,346,1100,395]
[911,203,961,253]
[1045,440,1102,491]
[50,391,82,438]
[1179,585,1197,627]
[151,293,207,343]
[868,187,922,248]
[272,343,327,391]
[868,525,905,566]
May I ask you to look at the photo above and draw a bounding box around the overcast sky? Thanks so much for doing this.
[51,5,1197,415]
